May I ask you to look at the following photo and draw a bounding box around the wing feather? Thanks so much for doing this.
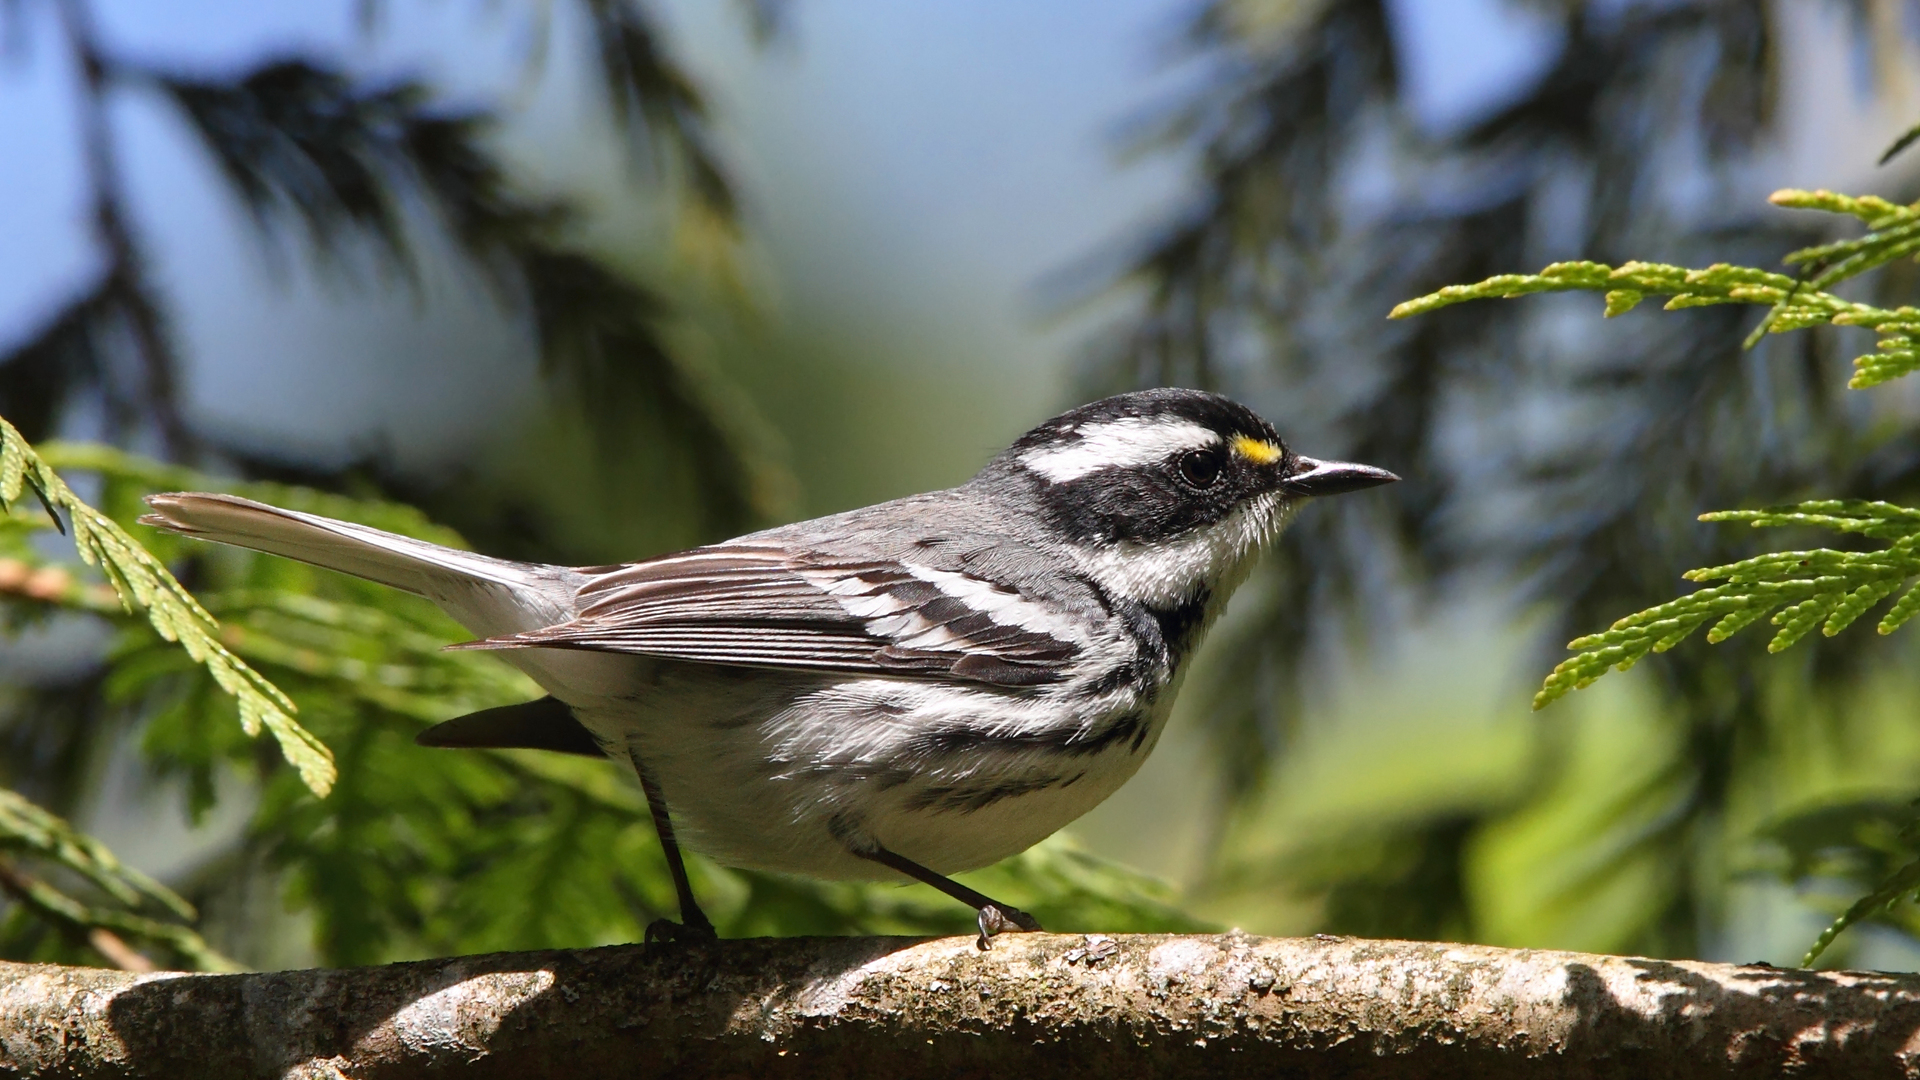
[449,543,1082,687]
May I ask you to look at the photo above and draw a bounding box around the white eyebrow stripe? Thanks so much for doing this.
[1018,418,1219,483]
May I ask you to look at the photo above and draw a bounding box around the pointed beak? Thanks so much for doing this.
[1279,455,1400,497]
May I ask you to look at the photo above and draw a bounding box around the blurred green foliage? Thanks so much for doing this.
[1391,185,1920,960]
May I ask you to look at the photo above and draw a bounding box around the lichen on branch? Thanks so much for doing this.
[4,934,1917,1077]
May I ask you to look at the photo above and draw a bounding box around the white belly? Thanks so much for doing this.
[563,661,1172,881]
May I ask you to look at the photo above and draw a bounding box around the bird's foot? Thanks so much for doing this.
[975,904,1042,950]
[645,916,718,946]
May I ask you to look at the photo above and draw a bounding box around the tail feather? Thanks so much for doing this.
[140,493,528,593]
[139,493,576,636]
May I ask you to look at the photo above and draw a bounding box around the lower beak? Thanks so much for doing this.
[1280,456,1400,497]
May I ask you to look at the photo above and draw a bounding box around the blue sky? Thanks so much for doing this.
[0,0,1568,476]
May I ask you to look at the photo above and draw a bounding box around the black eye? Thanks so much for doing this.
[1178,449,1222,488]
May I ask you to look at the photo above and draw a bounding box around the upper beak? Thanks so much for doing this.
[1279,455,1400,497]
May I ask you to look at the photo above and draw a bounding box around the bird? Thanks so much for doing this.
[139,388,1396,948]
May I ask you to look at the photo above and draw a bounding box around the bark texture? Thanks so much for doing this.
[3,933,1919,1078]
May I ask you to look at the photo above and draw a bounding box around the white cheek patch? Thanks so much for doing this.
[1018,418,1219,483]
[1068,492,1289,607]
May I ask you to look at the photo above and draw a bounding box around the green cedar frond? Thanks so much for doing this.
[1531,500,1920,710]
[1391,183,1920,965]
[1802,854,1920,966]
[0,789,191,919]
[1389,190,1920,389]
[0,417,334,796]
[1882,122,1920,166]
[0,791,235,971]
[1774,190,1920,294]
[1770,188,1917,229]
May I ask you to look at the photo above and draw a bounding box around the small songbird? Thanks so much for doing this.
[141,388,1395,947]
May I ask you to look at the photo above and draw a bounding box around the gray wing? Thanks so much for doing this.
[448,543,1083,688]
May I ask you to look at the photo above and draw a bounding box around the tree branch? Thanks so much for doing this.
[1,933,1916,1077]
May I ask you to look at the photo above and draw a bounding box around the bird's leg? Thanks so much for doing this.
[630,753,717,944]
[855,843,1041,950]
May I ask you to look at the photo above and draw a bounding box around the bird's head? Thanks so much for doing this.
[986,388,1397,607]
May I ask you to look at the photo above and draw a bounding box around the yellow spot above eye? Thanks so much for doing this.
[1231,436,1284,465]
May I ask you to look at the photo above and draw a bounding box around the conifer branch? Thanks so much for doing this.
[0,417,333,796]
[1392,182,1920,964]
[1390,190,1920,389]
[1530,501,1920,709]
[148,55,788,530]
[0,792,234,972]
[1392,188,1920,718]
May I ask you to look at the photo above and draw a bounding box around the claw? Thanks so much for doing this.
[645,917,718,946]
[975,903,1042,950]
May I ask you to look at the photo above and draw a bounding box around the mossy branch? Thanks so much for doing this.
[0,417,332,795]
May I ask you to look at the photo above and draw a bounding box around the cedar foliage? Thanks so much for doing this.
[1393,185,1920,962]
